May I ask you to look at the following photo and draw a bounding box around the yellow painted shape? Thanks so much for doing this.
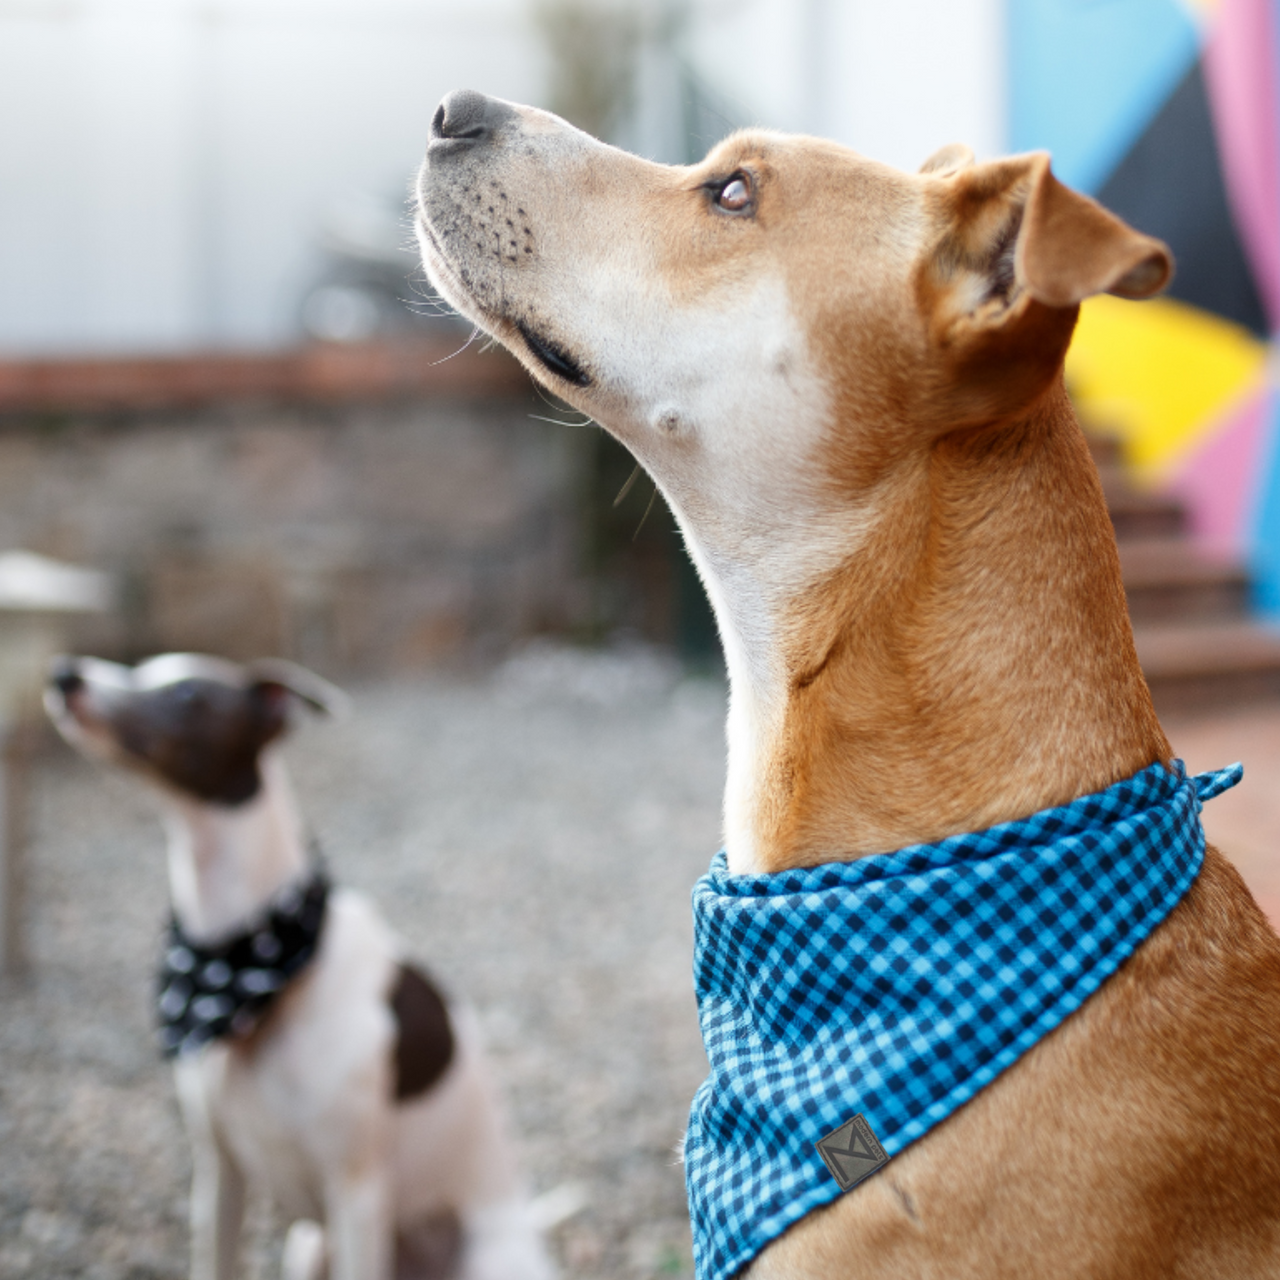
[1065,293,1267,478]
[1177,0,1221,21]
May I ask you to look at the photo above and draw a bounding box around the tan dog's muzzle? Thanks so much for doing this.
[416,89,658,398]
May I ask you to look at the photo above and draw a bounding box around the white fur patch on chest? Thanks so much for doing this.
[588,275,876,873]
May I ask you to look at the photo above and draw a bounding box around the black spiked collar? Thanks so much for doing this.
[156,863,329,1058]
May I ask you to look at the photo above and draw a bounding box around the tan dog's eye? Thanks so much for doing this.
[717,174,752,212]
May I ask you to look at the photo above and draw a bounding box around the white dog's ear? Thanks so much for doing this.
[246,659,351,720]
[920,142,974,176]
[928,151,1172,328]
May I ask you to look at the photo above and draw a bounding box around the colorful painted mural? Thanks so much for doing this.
[1012,0,1280,611]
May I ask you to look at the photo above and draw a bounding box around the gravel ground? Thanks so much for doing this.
[0,645,727,1280]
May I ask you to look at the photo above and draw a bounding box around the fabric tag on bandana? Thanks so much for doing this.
[815,1114,888,1191]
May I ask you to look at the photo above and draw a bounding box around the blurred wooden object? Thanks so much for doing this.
[0,553,110,975]
[0,337,527,416]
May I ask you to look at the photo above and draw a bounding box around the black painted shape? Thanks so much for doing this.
[1098,59,1269,336]
[815,1113,889,1193]
[390,963,455,1102]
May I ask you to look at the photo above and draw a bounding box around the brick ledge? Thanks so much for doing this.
[0,338,531,414]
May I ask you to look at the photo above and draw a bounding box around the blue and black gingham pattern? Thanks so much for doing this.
[684,760,1242,1280]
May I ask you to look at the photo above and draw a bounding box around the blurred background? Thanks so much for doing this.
[0,0,1011,674]
[5,2,1280,1278]
[3,0,1280,684]
[0,0,1278,686]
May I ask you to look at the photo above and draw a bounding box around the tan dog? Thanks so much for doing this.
[415,91,1280,1277]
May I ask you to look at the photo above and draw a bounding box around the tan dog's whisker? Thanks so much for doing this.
[613,463,643,508]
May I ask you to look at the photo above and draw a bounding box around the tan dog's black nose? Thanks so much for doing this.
[430,90,513,150]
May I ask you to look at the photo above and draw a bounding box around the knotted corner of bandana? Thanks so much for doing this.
[683,758,1241,1280]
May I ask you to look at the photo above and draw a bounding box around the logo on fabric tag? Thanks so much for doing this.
[816,1113,889,1192]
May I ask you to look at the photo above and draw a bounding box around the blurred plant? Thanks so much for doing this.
[532,0,724,664]
[533,0,644,141]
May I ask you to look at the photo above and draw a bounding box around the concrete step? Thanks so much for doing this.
[1098,465,1188,540]
[1134,619,1280,714]
[1082,431,1280,708]
[1086,432,1124,468]
[1118,538,1251,624]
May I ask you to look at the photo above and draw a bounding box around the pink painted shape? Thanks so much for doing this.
[1164,385,1274,547]
[1252,891,1280,931]
[1204,0,1280,328]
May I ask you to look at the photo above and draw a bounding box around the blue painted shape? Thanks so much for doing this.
[1010,0,1202,193]
[1248,389,1280,617]
[1243,0,1280,615]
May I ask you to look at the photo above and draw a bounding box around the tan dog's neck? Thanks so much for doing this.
[718,379,1169,874]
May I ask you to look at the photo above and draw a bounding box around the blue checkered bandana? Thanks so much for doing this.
[685,759,1242,1280]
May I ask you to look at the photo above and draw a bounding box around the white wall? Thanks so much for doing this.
[0,0,1004,356]
[682,0,1006,172]
[0,0,547,355]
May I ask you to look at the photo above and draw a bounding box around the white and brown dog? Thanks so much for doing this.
[416,92,1280,1277]
[45,653,553,1280]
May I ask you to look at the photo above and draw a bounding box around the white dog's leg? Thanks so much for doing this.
[460,1199,556,1280]
[188,1140,246,1280]
[282,1220,328,1280]
[175,1058,245,1280]
[324,1169,393,1280]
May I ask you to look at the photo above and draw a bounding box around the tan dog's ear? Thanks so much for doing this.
[920,153,1172,421]
[928,152,1172,332]
[920,143,975,176]
[1016,153,1172,304]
